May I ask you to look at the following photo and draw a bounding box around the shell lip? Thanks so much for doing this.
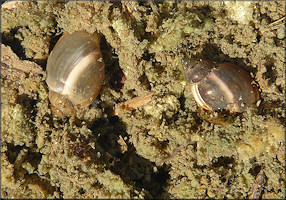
[190,84,212,111]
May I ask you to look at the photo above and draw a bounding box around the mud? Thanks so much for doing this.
[1,1,285,199]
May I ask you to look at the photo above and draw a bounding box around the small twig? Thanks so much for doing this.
[158,143,188,165]
[114,92,154,115]
[267,17,285,28]
[121,1,134,14]
[157,127,202,166]
[148,0,159,16]
[1,44,44,78]
[1,1,23,10]
[247,170,267,199]
[260,17,285,34]
[34,171,52,182]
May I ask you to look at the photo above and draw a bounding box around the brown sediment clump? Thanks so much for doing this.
[1,1,285,199]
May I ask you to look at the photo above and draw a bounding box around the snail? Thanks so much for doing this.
[183,60,260,113]
[46,31,105,117]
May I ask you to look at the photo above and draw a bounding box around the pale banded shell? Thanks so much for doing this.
[46,31,105,117]
[184,60,260,113]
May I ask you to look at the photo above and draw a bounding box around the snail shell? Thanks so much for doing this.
[184,60,260,113]
[46,31,105,117]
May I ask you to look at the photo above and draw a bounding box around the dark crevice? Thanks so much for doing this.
[212,156,235,169]
[2,28,27,60]
[139,73,151,91]
[249,165,262,177]
[92,116,170,198]
[6,144,25,164]
[17,94,37,115]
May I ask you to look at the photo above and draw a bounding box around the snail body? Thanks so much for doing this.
[184,60,260,113]
[46,31,105,117]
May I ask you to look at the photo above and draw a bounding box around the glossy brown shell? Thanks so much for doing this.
[184,60,260,113]
[46,31,105,116]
